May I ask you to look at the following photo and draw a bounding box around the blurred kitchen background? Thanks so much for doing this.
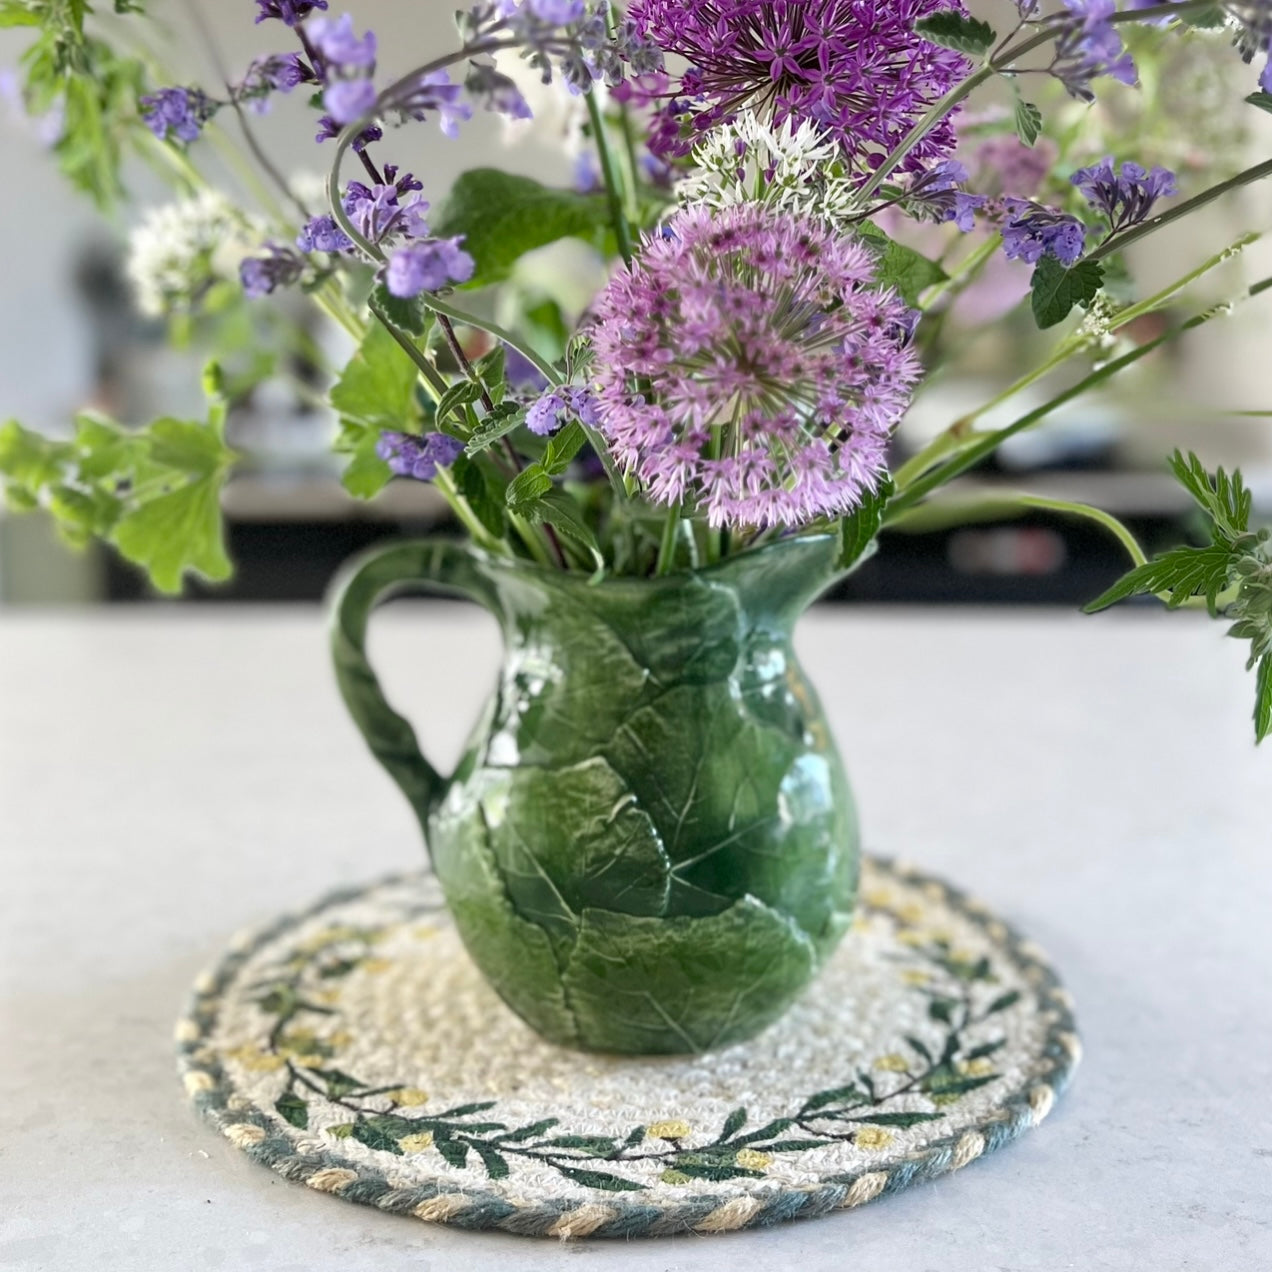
[1,1,1270,606]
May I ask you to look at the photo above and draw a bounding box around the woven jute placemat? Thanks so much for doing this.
[176,857,1079,1239]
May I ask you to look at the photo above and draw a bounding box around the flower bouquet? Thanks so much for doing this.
[2,0,1270,1053]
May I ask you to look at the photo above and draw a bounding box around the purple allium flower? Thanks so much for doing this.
[1000,200,1087,266]
[308,13,377,70]
[590,203,922,530]
[384,237,476,298]
[296,214,353,254]
[396,70,473,138]
[974,134,1057,199]
[1050,0,1138,101]
[240,245,306,298]
[376,431,464,482]
[343,169,430,245]
[627,0,972,178]
[254,0,328,25]
[139,87,215,144]
[525,386,600,436]
[906,160,986,233]
[1071,157,1177,235]
[324,77,378,126]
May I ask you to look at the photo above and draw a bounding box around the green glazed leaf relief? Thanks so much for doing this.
[330,534,859,1054]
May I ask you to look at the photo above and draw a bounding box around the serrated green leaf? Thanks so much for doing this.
[275,1092,308,1129]
[506,463,552,510]
[1084,544,1234,614]
[1031,257,1104,329]
[915,12,996,56]
[543,420,586,474]
[430,169,615,289]
[839,476,893,571]
[1255,655,1272,744]
[857,223,947,307]
[1014,99,1043,147]
[1168,449,1251,543]
[524,488,602,566]
[370,282,432,336]
[330,321,419,430]
[465,404,525,456]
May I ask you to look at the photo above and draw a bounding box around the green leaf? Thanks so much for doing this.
[352,1117,405,1155]
[524,488,603,566]
[311,1067,364,1099]
[435,1137,471,1169]
[370,282,432,336]
[554,1165,645,1192]
[915,12,996,56]
[455,454,508,539]
[465,403,525,456]
[506,463,553,511]
[471,1144,511,1179]
[1030,257,1104,329]
[543,420,587,475]
[761,1138,836,1153]
[987,990,1022,1014]
[801,1085,860,1114]
[858,224,948,307]
[1247,92,1272,116]
[495,1118,560,1143]
[544,1134,619,1154]
[330,321,419,430]
[928,997,958,1023]
[1255,654,1272,744]
[430,169,615,289]
[839,476,894,571]
[1084,544,1234,615]
[1168,449,1251,543]
[275,1092,308,1129]
[337,431,392,501]
[1013,99,1043,147]
[720,1108,748,1141]
[906,1034,933,1063]
[435,378,484,428]
[852,1112,943,1128]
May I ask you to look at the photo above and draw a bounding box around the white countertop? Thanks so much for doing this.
[2,603,1269,1271]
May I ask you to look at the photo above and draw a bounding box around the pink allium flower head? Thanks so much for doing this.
[627,0,972,178]
[590,204,921,531]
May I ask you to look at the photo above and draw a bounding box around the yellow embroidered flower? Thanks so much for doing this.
[874,1054,910,1073]
[411,925,440,941]
[901,969,929,986]
[735,1149,772,1170]
[390,1087,429,1107]
[896,902,926,925]
[226,1046,285,1072]
[361,957,393,974]
[959,1057,995,1078]
[896,929,926,947]
[326,1030,352,1049]
[659,1169,691,1185]
[292,1053,326,1069]
[647,1120,691,1140]
[313,988,342,1006]
[854,1127,894,1150]
[399,1132,434,1153]
[299,925,359,953]
[862,885,895,909]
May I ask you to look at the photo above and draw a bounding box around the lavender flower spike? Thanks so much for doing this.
[140,87,215,144]
[376,431,464,482]
[1071,157,1177,235]
[385,238,476,298]
[1000,200,1088,267]
[590,203,922,531]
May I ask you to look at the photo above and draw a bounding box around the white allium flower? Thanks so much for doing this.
[676,111,859,229]
[126,190,264,319]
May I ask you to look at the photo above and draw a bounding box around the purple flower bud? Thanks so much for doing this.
[384,237,475,298]
[1071,156,1176,235]
[1001,200,1088,267]
[139,87,215,144]
[296,214,353,254]
[309,14,378,70]
[239,245,306,298]
[323,77,377,126]
[254,0,328,25]
[376,431,464,482]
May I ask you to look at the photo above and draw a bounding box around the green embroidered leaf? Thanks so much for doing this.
[472,1144,511,1180]
[1248,92,1272,115]
[801,1085,861,1114]
[545,1134,620,1155]
[275,1092,309,1129]
[672,1160,765,1181]
[327,1122,356,1138]
[433,1101,499,1119]
[923,1072,997,1097]
[352,1117,406,1154]
[554,1165,646,1192]
[435,1137,471,1169]
[1031,257,1104,329]
[719,1108,748,1141]
[1255,654,1272,744]
[312,1067,364,1099]
[495,1118,560,1143]
[1013,99,1043,147]
[914,12,996,56]
[852,1112,944,1128]
[987,990,1022,1014]
[761,1138,837,1153]
[928,997,958,1023]
[905,1035,933,1063]
[965,1039,1007,1061]
[430,169,615,289]
[736,1118,794,1144]
[622,1125,646,1148]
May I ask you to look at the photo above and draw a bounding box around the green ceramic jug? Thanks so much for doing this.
[330,533,858,1054]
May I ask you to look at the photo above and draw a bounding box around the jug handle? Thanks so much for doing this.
[329,538,502,824]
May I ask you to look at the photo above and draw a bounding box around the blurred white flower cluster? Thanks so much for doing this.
[126,191,264,319]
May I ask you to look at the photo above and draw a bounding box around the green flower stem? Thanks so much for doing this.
[433,468,510,557]
[918,233,1001,312]
[585,85,635,266]
[888,491,1148,569]
[417,295,564,388]
[854,0,1219,207]
[1088,159,1272,265]
[886,273,1272,520]
[654,505,682,577]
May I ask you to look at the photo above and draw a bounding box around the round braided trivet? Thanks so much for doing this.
[176,858,1079,1239]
